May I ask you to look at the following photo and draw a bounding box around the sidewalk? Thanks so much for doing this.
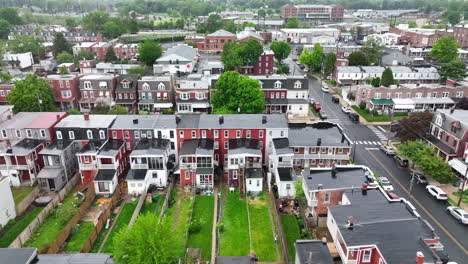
[439,184,468,211]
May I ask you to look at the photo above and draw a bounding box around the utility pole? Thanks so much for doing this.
[409,172,415,198]
[457,168,467,206]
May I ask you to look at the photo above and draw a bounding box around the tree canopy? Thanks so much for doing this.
[348,51,368,66]
[211,71,265,114]
[439,60,468,82]
[127,66,147,75]
[82,11,110,32]
[221,40,263,70]
[429,36,459,63]
[0,7,22,25]
[380,67,395,87]
[270,41,291,64]
[392,112,433,142]
[323,52,337,77]
[284,17,299,28]
[76,49,95,61]
[197,14,224,33]
[108,105,129,115]
[7,74,56,113]
[361,37,383,65]
[299,44,323,72]
[105,48,117,63]
[139,40,162,66]
[53,33,71,56]
[9,35,44,61]
[0,19,11,39]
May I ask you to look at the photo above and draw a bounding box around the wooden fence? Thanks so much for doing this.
[9,174,80,248]
[43,183,96,254]
[158,180,174,222]
[268,191,290,264]
[128,190,148,228]
[81,182,124,253]
[15,187,40,216]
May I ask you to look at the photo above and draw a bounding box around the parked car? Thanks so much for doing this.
[321,86,329,93]
[313,102,322,111]
[319,111,328,119]
[292,57,297,61]
[310,97,316,104]
[378,177,394,192]
[426,185,448,200]
[380,145,397,155]
[349,112,359,121]
[446,206,468,224]
[413,173,427,184]
[341,106,351,114]
[332,95,340,103]
[387,192,400,200]
[390,121,400,132]
[394,156,409,167]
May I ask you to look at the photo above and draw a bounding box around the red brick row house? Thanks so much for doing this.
[78,74,118,113]
[195,30,236,52]
[46,74,82,111]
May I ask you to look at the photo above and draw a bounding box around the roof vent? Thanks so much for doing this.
[84,113,90,121]
[362,184,368,195]
[346,217,354,230]
[219,115,224,124]
[56,114,61,120]
[262,115,267,124]
[331,168,337,178]
[175,115,181,124]
[317,137,322,146]
[321,237,327,244]
[317,184,323,190]
[133,117,138,124]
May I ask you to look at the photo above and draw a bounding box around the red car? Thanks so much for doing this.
[292,57,297,61]
[313,102,322,111]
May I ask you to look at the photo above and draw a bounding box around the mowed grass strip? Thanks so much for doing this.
[64,221,95,252]
[219,191,250,257]
[280,214,301,260]
[249,199,277,261]
[11,186,36,205]
[0,206,44,247]
[101,200,138,253]
[187,196,214,260]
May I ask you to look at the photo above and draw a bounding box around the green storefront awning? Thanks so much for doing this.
[370,99,394,105]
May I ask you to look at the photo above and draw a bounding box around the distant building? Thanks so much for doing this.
[154,44,199,75]
[195,30,236,52]
[46,74,82,111]
[3,52,34,69]
[281,4,344,24]
[0,176,16,227]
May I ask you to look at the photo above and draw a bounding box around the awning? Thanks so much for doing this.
[394,104,415,110]
[371,99,394,105]
[393,99,415,110]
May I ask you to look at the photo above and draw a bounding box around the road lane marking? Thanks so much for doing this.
[358,141,363,144]
[366,149,468,254]
[377,126,386,132]
[365,147,379,150]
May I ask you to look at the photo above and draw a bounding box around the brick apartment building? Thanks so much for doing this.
[196,30,236,52]
[281,4,344,24]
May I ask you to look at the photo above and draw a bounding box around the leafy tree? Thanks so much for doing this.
[9,35,44,61]
[185,40,197,48]
[429,36,459,63]
[108,105,129,115]
[257,9,266,19]
[439,60,468,82]
[0,19,11,39]
[380,67,395,87]
[221,41,242,70]
[408,21,417,28]
[67,108,81,115]
[102,20,124,39]
[65,18,77,29]
[105,48,117,62]
[446,10,461,25]
[7,74,56,113]
[323,52,337,77]
[277,65,290,74]
[284,17,299,28]
[393,112,433,142]
[58,65,69,75]
[53,33,71,56]
[270,41,291,64]
[113,214,178,264]
[127,66,147,75]
[237,39,263,66]
[223,21,237,33]
[204,14,223,33]
[299,49,314,72]
[211,71,265,114]
[371,77,381,87]
[0,7,22,25]
[293,180,305,199]
[82,11,109,32]
[139,40,162,66]
[76,49,95,60]
[310,43,323,72]
[361,37,383,65]
[128,18,139,33]
[0,72,12,82]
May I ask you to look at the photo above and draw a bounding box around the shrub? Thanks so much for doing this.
[347,93,355,101]
[359,101,366,109]
[162,108,173,115]
[277,65,290,74]
[217,222,225,232]
[393,111,409,116]
[370,109,378,116]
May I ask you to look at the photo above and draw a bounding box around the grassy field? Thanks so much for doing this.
[24,190,82,250]
[281,215,301,260]
[11,186,36,205]
[187,196,214,260]
[219,191,250,257]
[140,194,166,216]
[64,221,95,252]
[352,106,391,122]
[164,188,193,258]
[100,200,138,253]
[88,212,117,253]
[248,199,277,261]
[0,206,44,247]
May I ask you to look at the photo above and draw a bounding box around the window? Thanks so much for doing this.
[15,130,21,138]
[280,130,284,137]
[274,80,282,88]
[395,93,402,99]
[122,81,129,89]
[180,92,189,100]
[158,82,165,90]
[294,80,302,88]
[224,141,228,149]
[324,192,331,203]
[99,130,105,139]
[294,148,299,153]
[196,92,205,100]
[148,93,152,99]
[180,131,184,138]
[214,141,219,149]
[232,171,238,179]
[416,92,422,98]
[40,129,46,138]
[124,131,130,139]
[432,92,437,98]
[67,130,74,139]
[141,93,146,100]
[26,129,32,138]
[202,130,206,138]
[147,131,152,138]
[0,91,4,96]
[185,171,190,180]
[98,182,110,192]
[84,81,92,89]
[56,131,62,139]
[192,130,196,138]
[456,91,464,98]
[99,81,107,89]
[112,131,117,138]
[224,130,228,138]
[362,249,372,262]
[374,93,381,99]
[259,130,264,138]
[435,115,443,126]
[386,93,391,99]
[61,90,72,98]
[214,130,219,138]
[442,92,449,98]
[135,131,140,139]
[236,130,241,138]
[246,130,251,138]
[142,83,150,90]
[87,130,93,139]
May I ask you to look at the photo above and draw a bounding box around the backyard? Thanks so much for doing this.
[218,191,250,257]
[0,206,44,247]
[24,189,84,250]
[248,197,278,261]
[140,194,166,216]
[280,214,302,260]
[11,186,36,205]
[64,221,95,252]
[186,195,215,260]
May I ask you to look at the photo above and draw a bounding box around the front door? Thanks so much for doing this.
[48,178,56,190]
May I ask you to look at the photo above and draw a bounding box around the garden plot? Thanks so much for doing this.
[0,206,44,247]
[186,195,214,260]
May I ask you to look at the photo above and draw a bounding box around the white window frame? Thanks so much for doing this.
[40,129,46,138]
[99,130,105,139]
[362,249,372,262]
[56,131,63,139]
[87,130,93,139]
[69,131,75,139]
[26,129,32,138]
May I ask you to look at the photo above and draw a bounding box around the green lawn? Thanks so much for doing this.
[11,186,36,205]
[352,106,391,122]
[140,194,166,216]
[0,206,44,247]
[453,190,468,204]
[281,215,301,260]
[187,196,214,260]
[164,189,193,258]
[24,190,83,250]
[219,191,250,257]
[248,200,277,261]
[64,221,95,252]
[88,213,117,253]
[100,200,138,253]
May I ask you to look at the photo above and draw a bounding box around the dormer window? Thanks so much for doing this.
[84,81,92,89]
[99,81,107,89]
[435,115,443,126]
[259,81,263,89]
[274,80,282,89]
[142,82,150,90]
[294,80,302,88]
[122,80,129,89]
[158,82,165,90]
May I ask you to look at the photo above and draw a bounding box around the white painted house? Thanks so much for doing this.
[0,176,16,227]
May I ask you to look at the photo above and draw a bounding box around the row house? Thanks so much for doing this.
[176,79,210,113]
[0,112,67,143]
[115,74,139,112]
[355,84,467,113]
[427,109,468,162]
[453,24,468,48]
[154,44,199,75]
[127,138,173,195]
[276,28,340,44]
[0,81,14,104]
[328,188,445,264]
[137,76,175,112]
[319,44,362,58]
[269,138,296,197]
[92,139,128,195]
[109,115,178,157]
[295,240,334,264]
[179,138,215,187]
[363,33,400,46]
[79,60,97,74]
[237,49,274,76]
[335,66,440,86]
[9,27,102,42]
[234,19,284,31]
[389,27,444,47]
[0,139,46,186]
[113,43,139,60]
[37,140,81,191]
[237,30,265,45]
[0,176,16,227]
[407,47,468,60]
[78,74,118,113]
[46,74,82,111]
[73,42,112,61]
[302,165,374,217]
[54,114,116,142]
[195,30,236,52]
[92,63,142,75]
[227,138,263,194]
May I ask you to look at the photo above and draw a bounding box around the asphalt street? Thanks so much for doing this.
[306,75,468,263]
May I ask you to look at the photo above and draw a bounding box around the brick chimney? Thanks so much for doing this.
[219,115,224,124]
[416,252,424,264]
[84,113,90,121]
